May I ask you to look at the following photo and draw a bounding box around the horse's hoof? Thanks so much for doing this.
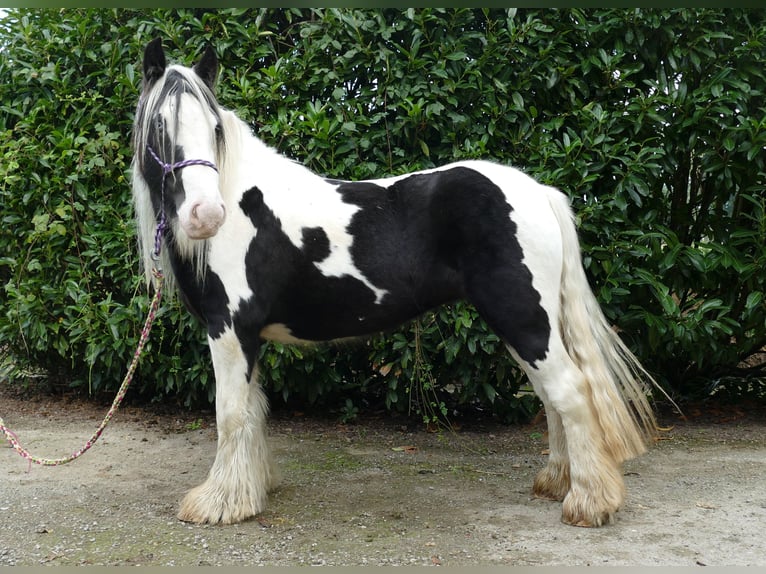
[561,489,619,528]
[560,511,615,527]
[177,481,265,525]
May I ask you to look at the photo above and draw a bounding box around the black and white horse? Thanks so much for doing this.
[132,38,657,527]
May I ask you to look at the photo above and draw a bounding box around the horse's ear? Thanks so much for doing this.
[143,37,166,86]
[194,44,218,89]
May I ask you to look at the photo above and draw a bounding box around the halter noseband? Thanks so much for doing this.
[146,145,219,260]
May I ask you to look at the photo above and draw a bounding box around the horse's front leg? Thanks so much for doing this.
[178,327,280,524]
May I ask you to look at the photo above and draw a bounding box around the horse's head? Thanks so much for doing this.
[133,38,226,244]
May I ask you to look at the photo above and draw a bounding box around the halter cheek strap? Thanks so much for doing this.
[146,145,219,260]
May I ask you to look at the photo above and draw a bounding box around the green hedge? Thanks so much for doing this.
[1,9,764,420]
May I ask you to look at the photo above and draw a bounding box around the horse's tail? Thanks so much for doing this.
[547,189,657,463]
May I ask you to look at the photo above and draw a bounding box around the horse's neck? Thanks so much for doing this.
[221,112,316,200]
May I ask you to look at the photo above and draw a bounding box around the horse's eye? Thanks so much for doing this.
[214,123,223,140]
[155,115,165,133]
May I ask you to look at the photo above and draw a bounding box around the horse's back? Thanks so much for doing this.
[363,160,565,278]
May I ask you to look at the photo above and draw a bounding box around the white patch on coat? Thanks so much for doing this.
[207,206,257,317]
[170,92,226,240]
[194,112,258,316]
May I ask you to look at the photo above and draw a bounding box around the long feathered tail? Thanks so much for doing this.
[547,190,659,462]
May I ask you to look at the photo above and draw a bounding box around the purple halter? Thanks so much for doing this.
[146,145,219,260]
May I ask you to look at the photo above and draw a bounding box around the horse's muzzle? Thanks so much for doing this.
[181,201,226,239]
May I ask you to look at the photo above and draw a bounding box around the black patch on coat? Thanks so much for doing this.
[301,227,331,262]
[165,228,231,339]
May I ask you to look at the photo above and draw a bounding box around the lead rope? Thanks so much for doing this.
[0,268,164,468]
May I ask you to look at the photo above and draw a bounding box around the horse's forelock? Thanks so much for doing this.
[134,65,224,173]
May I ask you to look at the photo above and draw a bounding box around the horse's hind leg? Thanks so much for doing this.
[528,383,570,502]
[514,337,626,527]
[178,327,280,524]
[468,277,624,527]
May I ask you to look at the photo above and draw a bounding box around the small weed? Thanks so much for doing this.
[185,418,204,431]
[339,398,359,424]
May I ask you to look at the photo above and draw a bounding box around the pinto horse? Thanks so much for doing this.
[132,38,657,528]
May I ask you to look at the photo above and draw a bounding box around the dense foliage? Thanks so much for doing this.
[1,9,764,421]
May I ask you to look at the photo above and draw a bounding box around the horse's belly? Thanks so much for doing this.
[259,294,453,344]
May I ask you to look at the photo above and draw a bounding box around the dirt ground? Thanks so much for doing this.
[1,387,765,567]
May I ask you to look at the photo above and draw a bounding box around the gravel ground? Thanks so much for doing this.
[1,389,765,566]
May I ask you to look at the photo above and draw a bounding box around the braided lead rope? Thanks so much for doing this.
[0,269,165,467]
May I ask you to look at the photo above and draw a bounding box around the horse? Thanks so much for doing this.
[131,37,657,528]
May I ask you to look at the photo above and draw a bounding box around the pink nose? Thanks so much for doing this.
[185,201,226,239]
